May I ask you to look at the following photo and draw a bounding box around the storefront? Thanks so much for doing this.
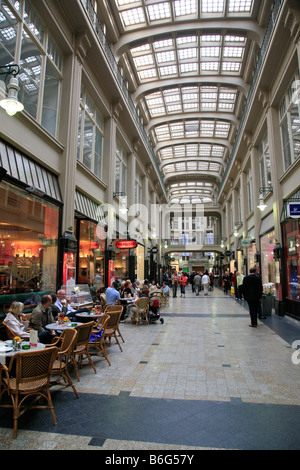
[74,190,106,289]
[112,239,145,283]
[259,212,276,294]
[281,195,300,319]
[0,140,62,312]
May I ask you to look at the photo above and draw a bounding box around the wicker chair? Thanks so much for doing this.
[88,314,111,366]
[103,306,124,351]
[0,346,58,439]
[4,323,15,340]
[50,328,79,398]
[100,293,107,310]
[71,322,96,382]
[135,297,150,325]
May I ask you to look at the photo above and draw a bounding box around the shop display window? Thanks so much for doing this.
[76,219,105,288]
[283,220,300,301]
[260,230,276,292]
[0,182,59,296]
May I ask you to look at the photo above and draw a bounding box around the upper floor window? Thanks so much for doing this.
[115,140,127,194]
[246,166,253,213]
[77,88,104,179]
[0,0,63,137]
[279,75,300,171]
[258,132,272,188]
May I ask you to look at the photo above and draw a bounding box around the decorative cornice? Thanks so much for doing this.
[75,32,92,65]
[284,7,300,44]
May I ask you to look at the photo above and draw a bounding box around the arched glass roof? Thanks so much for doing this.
[109,0,273,203]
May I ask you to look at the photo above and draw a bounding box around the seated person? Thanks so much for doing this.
[162,281,170,297]
[4,301,30,340]
[29,295,57,344]
[54,289,90,320]
[121,280,133,298]
[105,281,121,305]
[130,285,150,322]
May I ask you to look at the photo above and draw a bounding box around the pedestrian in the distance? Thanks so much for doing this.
[242,266,263,328]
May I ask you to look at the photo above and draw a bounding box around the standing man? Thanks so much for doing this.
[202,271,210,296]
[193,272,202,295]
[171,271,178,298]
[242,266,263,328]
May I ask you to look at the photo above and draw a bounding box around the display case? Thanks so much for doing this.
[62,284,93,309]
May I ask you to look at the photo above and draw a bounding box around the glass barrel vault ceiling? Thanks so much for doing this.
[110,0,273,204]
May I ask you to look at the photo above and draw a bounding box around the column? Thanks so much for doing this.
[250,146,261,246]
[267,106,284,243]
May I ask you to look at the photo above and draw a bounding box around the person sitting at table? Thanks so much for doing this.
[29,295,56,344]
[54,289,90,321]
[121,280,133,298]
[4,301,30,340]
[162,281,170,298]
[129,285,150,323]
[105,281,121,305]
[149,280,158,292]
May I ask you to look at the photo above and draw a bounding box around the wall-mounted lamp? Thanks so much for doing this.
[220,239,224,248]
[233,221,242,237]
[257,186,273,212]
[0,64,24,116]
[26,185,45,197]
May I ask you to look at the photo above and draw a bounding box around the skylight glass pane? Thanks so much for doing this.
[133,55,154,67]
[148,2,171,21]
[174,0,197,16]
[156,50,175,63]
[223,46,244,58]
[201,0,225,13]
[180,63,198,73]
[228,0,252,13]
[201,62,219,71]
[121,7,145,26]
[138,69,157,80]
[222,61,240,72]
[178,48,197,60]
[159,65,177,76]
[201,47,220,57]
[153,38,173,49]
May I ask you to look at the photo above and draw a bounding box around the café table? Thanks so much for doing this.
[75,312,103,323]
[0,340,45,365]
[120,298,136,320]
[45,321,83,331]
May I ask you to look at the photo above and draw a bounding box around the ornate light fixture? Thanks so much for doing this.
[0,64,24,116]
[257,187,273,212]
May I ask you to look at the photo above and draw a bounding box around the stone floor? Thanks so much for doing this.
[1,286,300,450]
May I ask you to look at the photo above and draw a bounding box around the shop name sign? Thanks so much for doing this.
[116,240,137,249]
[288,202,300,218]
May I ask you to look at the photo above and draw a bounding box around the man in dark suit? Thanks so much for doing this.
[242,266,263,327]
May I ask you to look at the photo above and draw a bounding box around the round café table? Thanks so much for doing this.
[45,321,83,331]
[0,341,45,365]
[75,312,103,323]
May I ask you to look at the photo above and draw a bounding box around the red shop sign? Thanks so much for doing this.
[116,240,137,249]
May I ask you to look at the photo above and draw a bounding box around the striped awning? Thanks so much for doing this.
[75,190,105,224]
[0,139,62,202]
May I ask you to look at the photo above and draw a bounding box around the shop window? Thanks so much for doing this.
[283,220,300,301]
[0,182,60,297]
[115,140,127,194]
[260,230,276,287]
[77,219,105,288]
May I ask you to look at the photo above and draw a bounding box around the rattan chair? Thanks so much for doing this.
[100,293,107,310]
[0,346,58,439]
[50,328,79,398]
[135,297,150,325]
[103,306,124,351]
[71,322,96,381]
[88,314,111,366]
[4,323,15,340]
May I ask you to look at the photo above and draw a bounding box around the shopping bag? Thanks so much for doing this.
[230,286,235,295]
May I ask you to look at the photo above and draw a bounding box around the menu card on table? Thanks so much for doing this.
[30,329,38,347]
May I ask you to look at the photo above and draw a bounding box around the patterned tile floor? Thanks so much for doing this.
[1,287,300,450]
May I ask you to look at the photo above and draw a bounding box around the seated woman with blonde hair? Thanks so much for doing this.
[3,301,30,339]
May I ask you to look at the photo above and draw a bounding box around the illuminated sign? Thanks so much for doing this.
[116,240,137,249]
